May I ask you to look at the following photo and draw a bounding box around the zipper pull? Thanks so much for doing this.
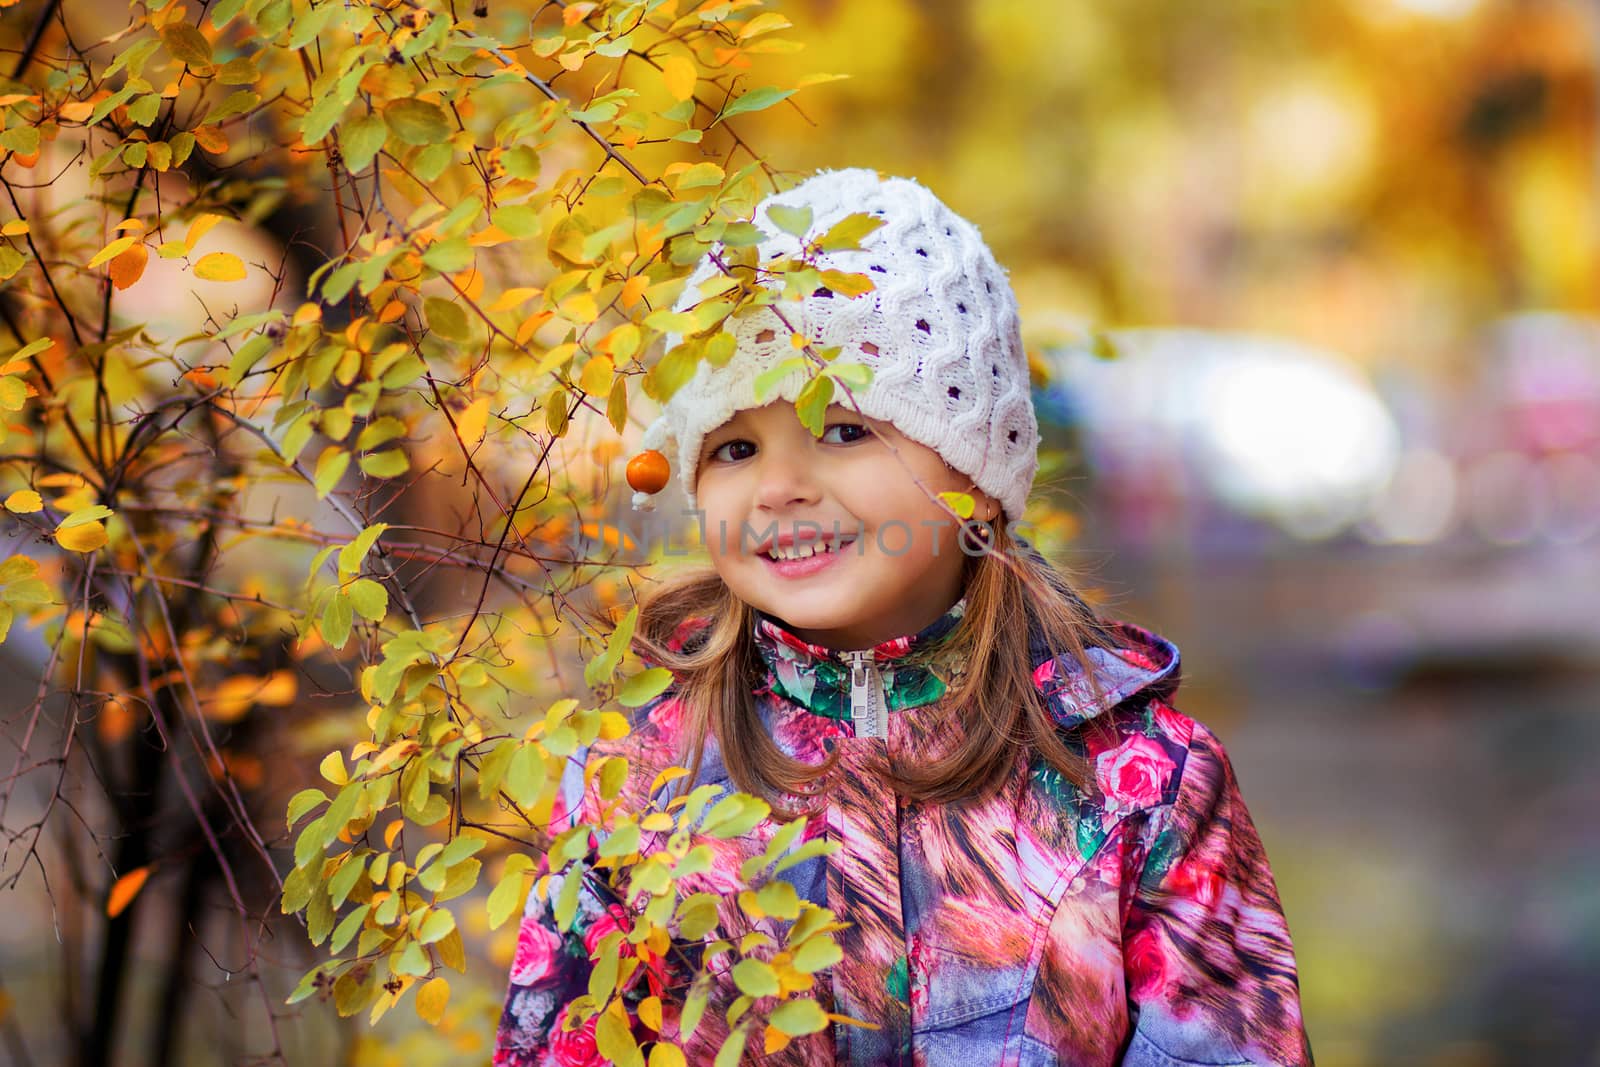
[847,649,886,740]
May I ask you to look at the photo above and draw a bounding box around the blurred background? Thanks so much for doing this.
[753,0,1600,1063]
[3,0,1598,1064]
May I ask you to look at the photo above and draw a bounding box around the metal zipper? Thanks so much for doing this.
[845,649,887,740]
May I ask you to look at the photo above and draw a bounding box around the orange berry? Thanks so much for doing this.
[625,449,670,494]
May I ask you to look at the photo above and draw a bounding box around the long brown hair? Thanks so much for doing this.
[629,520,1123,810]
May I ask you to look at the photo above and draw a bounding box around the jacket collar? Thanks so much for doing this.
[751,595,1182,727]
[751,598,968,720]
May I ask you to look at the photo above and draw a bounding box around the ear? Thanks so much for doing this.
[972,487,1001,524]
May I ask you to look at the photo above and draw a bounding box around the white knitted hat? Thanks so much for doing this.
[630,167,1039,520]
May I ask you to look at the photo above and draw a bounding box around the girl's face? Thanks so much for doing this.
[694,400,1000,650]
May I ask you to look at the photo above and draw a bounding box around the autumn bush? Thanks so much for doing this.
[0,0,876,1062]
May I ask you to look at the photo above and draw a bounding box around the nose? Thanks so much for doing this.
[752,443,821,511]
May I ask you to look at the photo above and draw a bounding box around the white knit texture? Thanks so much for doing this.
[632,167,1039,521]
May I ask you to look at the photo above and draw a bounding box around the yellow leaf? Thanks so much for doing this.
[1,220,26,237]
[109,243,148,290]
[456,396,490,448]
[489,286,541,312]
[661,56,697,101]
[763,1025,791,1055]
[87,235,138,270]
[648,1041,687,1067]
[739,12,791,38]
[55,521,106,553]
[416,976,450,1025]
[4,489,40,513]
[106,866,150,918]
[619,274,648,310]
[578,355,613,395]
[186,213,225,251]
[320,750,349,785]
[194,251,245,282]
[257,669,298,706]
[193,125,228,154]
[114,218,146,233]
[207,675,269,723]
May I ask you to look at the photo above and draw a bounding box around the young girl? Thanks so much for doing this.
[495,169,1314,1066]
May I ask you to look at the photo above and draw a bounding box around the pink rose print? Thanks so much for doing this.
[1167,857,1224,908]
[582,905,630,956]
[510,916,564,986]
[1032,659,1059,689]
[907,932,932,1018]
[1125,926,1169,999]
[544,1012,604,1067]
[1095,735,1175,819]
[647,695,683,733]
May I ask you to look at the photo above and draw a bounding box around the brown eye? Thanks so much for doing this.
[709,439,755,463]
[822,423,871,445]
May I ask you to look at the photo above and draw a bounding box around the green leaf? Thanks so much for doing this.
[321,591,354,649]
[487,855,533,929]
[823,361,873,392]
[0,127,40,156]
[384,98,450,146]
[300,92,348,146]
[716,86,793,125]
[712,1025,747,1067]
[616,668,673,708]
[417,908,456,944]
[753,880,799,920]
[491,203,540,238]
[553,862,584,930]
[764,203,812,238]
[346,578,387,622]
[210,0,249,28]
[356,416,408,452]
[338,522,390,576]
[589,934,621,1004]
[340,113,387,173]
[394,941,430,977]
[421,238,472,274]
[502,145,540,181]
[286,787,329,829]
[790,932,843,974]
[795,374,834,436]
[330,903,370,954]
[768,998,828,1036]
[358,450,409,478]
[314,446,349,498]
[0,247,25,281]
[224,334,274,387]
[330,854,367,908]
[160,23,213,68]
[424,297,471,342]
[699,794,769,839]
[752,357,807,404]
[597,821,640,859]
[583,606,637,688]
[204,90,259,125]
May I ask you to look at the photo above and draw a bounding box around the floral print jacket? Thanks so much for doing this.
[495,593,1314,1067]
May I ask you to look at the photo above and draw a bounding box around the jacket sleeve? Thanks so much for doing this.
[492,747,606,1067]
[1120,717,1315,1067]
[493,681,690,1066]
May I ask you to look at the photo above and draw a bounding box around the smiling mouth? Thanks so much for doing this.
[760,537,858,561]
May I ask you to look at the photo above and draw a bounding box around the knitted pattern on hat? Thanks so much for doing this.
[632,167,1039,521]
